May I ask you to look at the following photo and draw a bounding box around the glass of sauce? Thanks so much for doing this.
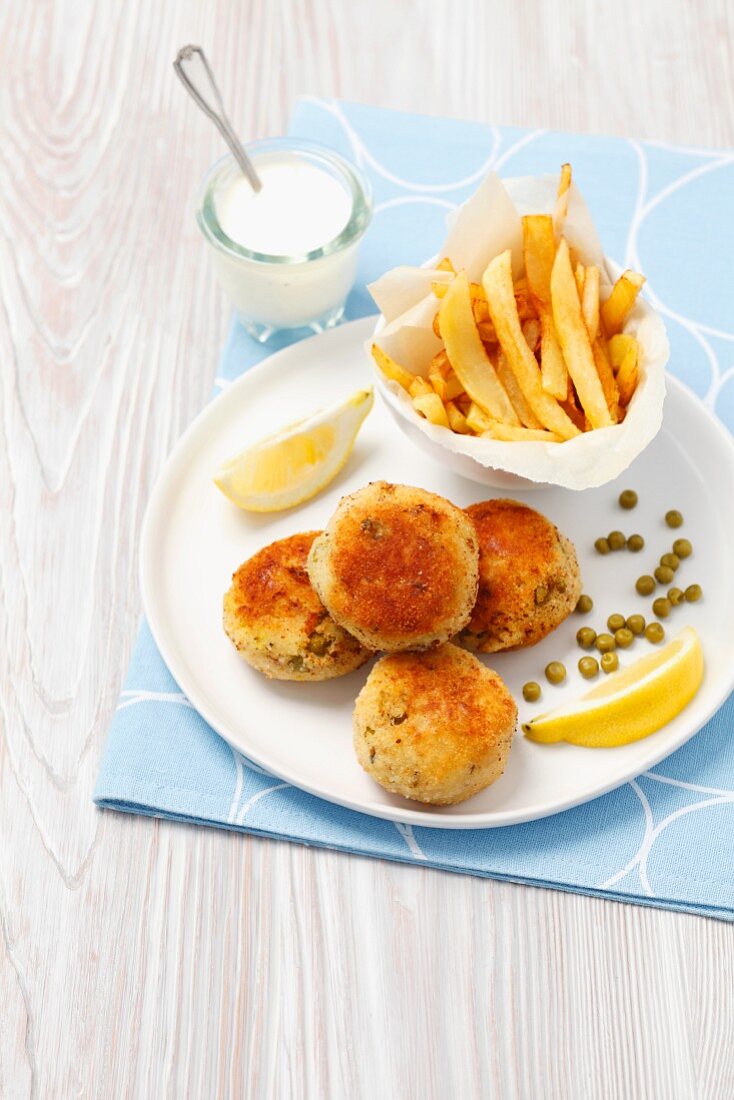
[196,138,372,343]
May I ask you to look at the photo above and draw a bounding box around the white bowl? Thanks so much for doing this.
[370,260,669,491]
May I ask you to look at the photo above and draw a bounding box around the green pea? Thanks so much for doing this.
[576,627,597,650]
[636,575,656,596]
[627,534,645,552]
[575,594,594,614]
[619,489,638,509]
[652,597,672,618]
[645,622,665,643]
[595,633,616,653]
[668,587,684,606]
[673,538,692,559]
[545,661,566,685]
[523,681,541,703]
[595,537,611,555]
[579,656,600,679]
[666,510,684,528]
[607,613,626,632]
[608,530,626,551]
[655,565,675,585]
[685,584,702,603]
[614,628,634,648]
[601,651,619,673]
[626,614,646,635]
[660,553,680,572]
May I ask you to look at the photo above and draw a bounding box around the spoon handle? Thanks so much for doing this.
[174,45,262,193]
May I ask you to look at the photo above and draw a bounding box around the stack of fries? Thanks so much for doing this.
[372,165,645,444]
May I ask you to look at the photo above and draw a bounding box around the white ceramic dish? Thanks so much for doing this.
[141,317,734,829]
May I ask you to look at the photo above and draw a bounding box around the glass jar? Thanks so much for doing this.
[195,137,372,343]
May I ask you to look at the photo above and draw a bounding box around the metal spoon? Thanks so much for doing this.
[173,45,262,193]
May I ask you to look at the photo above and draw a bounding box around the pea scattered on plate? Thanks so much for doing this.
[545,661,566,685]
[626,614,646,635]
[619,489,638,510]
[655,565,675,585]
[595,537,611,555]
[595,633,616,653]
[576,627,597,649]
[673,538,692,558]
[627,534,645,552]
[636,575,655,596]
[575,594,594,614]
[607,613,626,632]
[645,622,665,643]
[668,587,684,606]
[685,583,703,602]
[614,628,634,648]
[660,552,680,572]
[652,597,672,618]
[666,509,684,528]
[601,651,619,673]
[608,530,626,551]
[523,681,541,703]
[578,656,599,679]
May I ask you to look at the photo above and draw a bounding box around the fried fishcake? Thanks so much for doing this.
[353,643,517,805]
[307,482,479,652]
[223,531,371,681]
[460,498,581,653]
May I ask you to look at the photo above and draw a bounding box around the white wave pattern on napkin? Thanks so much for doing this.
[368,171,669,490]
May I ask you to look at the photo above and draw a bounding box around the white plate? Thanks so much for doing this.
[141,317,734,828]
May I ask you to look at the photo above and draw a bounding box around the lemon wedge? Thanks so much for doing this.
[524,626,704,748]
[214,387,373,512]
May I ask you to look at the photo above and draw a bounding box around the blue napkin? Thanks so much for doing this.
[95,100,734,920]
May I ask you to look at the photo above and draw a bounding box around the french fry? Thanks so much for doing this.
[371,344,414,391]
[465,402,492,435]
[550,239,613,429]
[600,270,646,336]
[445,400,470,433]
[429,367,464,402]
[409,376,433,399]
[432,310,442,338]
[591,337,620,421]
[581,266,600,343]
[575,263,585,302]
[413,392,450,427]
[477,321,497,343]
[483,250,579,439]
[495,350,544,429]
[432,280,449,298]
[608,334,640,407]
[522,215,569,400]
[429,349,450,375]
[438,272,520,425]
[553,163,572,235]
[436,257,455,273]
[522,317,541,353]
[482,422,562,443]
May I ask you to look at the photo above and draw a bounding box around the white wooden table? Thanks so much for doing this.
[2,2,733,1095]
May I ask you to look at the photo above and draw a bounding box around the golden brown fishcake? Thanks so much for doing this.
[223,531,371,681]
[353,643,517,805]
[307,482,479,652]
[459,498,581,653]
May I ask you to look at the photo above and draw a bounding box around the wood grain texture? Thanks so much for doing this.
[1,0,734,1096]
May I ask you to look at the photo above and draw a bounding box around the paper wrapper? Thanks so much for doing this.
[367,173,669,491]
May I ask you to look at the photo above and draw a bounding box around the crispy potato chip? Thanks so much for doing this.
[445,399,470,433]
[601,271,646,336]
[413,392,450,427]
[482,422,562,443]
[482,250,579,439]
[522,215,569,400]
[436,257,455,273]
[550,239,613,429]
[495,350,544,429]
[439,272,520,425]
[581,266,600,343]
[371,344,414,391]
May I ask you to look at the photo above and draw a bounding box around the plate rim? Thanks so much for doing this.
[140,315,734,829]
